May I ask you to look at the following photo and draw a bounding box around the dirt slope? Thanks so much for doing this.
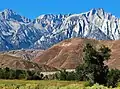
[0,53,57,72]
[34,38,120,69]
[1,49,44,60]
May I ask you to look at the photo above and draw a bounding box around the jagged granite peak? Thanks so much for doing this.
[0,8,120,51]
[0,9,42,51]
[0,9,31,23]
[33,14,71,31]
[32,8,120,49]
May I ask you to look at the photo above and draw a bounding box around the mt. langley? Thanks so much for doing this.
[0,8,120,51]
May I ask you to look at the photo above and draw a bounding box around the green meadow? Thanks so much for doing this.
[0,80,120,89]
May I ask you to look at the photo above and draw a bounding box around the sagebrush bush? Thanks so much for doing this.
[107,69,120,87]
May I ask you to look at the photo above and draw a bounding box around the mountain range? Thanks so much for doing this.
[0,8,120,51]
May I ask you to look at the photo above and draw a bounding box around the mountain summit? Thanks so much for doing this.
[0,9,31,23]
[0,8,120,51]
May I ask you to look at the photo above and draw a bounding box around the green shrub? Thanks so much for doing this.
[56,69,76,81]
[107,69,120,87]
[86,84,109,89]
[66,71,76,81]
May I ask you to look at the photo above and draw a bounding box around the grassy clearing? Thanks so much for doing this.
[0,79,85,85]
[0,80,85,89]
[0,80,120,89]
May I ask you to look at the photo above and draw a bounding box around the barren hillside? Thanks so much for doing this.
[34,38,120,69]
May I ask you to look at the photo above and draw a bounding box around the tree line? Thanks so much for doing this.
[0,67,43,80]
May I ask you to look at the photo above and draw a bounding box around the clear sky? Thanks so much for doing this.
[0,0,120,19]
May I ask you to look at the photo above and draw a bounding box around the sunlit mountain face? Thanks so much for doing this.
[0,8,120,51]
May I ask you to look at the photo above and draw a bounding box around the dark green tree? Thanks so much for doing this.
[66,71,76,81]
[76,63,88,81]
[59,69,68,80]
[4,67,10,79]
[9,69,16,79]
[76,43,111,85]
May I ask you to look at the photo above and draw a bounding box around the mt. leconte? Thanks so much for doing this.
[0,8,120,51]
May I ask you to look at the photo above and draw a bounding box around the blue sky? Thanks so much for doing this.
[0,0,120,19]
